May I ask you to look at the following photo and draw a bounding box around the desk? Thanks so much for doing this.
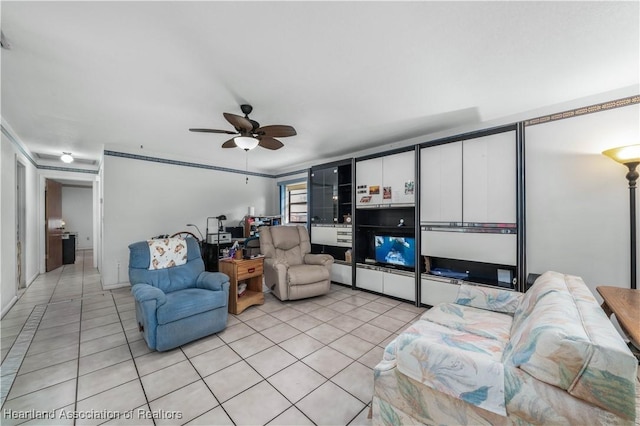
[219,257,265,315]
[596,286,640,349]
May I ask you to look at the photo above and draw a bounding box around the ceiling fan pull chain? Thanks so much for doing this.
[245,151,249,184]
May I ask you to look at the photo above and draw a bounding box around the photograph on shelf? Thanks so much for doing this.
[360,195,372,203]
[369,185,380,195]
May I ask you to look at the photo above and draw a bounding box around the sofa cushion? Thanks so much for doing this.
[505,271,637,420]
[455,284,523,315]
[394,317,508,416]
[422,303,513,342]
[288,264,330,285]
[157,288,227,325]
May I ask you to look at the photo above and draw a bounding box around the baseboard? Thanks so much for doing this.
[1,296,19,319]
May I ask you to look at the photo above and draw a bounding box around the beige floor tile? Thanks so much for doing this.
[217,323,256,344]
[1,381,77,426]
[351,323,393,345]
[288,300,322,314]
[345,307,380,322]
[308,307,341,322]
[261,323,301,344]
[8,359,77,399]
[190,344,241,377]
[384,307,419,322]
[302,346,353,379]
[184,406,233,425]
[128,338,153,357]
[81,313,120,331]
[76,380,147,426]
[80,321,122,342]
[342,295,372,307]
[331,361,374,403]
[149,380,218,425]
[228,332,274,359]
[77,360,138,400]
[134,348,187,376]
[141,360,200,401]
[245,345,297,378]
[287,314,323,332]
[33,321,80,341]
[349,404,373,426]
[204,361,263,402]
[305,323,346,345]
[267,406,314,425]
[181,334,225,358]
[267,361,326,403]
[358,346,385,369]
[223,381,291,425]
[234,306,267,322]
[78,343,132,375]
[296,381,365,425]
[327,314,366,332]
[278,333,324,359]
[18,344,79,375]
[19,404,75,426]
[367,314,406,333]
[243,313,283,332]
[329,334,375,360]
[81,306,118,321]
[361,300,394,314]
[270,307,304,322]
[102,404,155,425]
[79,331,127,357]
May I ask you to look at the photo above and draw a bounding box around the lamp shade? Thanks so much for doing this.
[60,152,74,163]
[602,144,640,165]
[234,136,259,151]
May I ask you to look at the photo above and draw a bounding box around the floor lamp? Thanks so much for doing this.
[603,144,640,290]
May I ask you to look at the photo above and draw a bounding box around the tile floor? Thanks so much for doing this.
[0,251,427,425]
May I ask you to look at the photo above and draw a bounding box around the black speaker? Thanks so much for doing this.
[201,243,219,272]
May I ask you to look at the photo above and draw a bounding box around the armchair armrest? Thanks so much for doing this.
[455,283,522,314]
[196,271,230,292]
[304,253,334,266]
[131,283,167,307]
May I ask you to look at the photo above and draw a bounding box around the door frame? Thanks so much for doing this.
[16,159,26,289]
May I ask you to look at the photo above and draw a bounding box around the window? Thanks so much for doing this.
[282,181,308,224]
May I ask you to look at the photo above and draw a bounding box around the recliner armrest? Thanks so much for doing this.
[304,253,333,266]
[196,271,230,292]
[131,283,167,306]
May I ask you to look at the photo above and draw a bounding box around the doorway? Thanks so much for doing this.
[16,161,26,289]
[45,179,63,272]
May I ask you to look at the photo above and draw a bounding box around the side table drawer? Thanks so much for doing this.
[237,262,263,280]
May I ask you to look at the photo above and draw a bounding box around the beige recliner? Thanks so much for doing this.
[259,225,333,301]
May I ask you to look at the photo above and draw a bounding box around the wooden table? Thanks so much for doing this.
[219,257,265,315]
[596,286,640,349]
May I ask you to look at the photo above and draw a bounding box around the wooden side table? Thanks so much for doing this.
[596,286,640,350]
[219,257,265,315]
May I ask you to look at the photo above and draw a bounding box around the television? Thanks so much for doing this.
[374,235,416,269]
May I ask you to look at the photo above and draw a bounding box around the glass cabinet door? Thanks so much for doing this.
[311,168,338,223]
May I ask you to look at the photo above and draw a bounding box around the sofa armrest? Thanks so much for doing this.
[455,283,522,314]
[196,271,230,292]
[304,253,334,266]
[131,283,167,306]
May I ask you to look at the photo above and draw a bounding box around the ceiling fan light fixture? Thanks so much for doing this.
[60,152,74,163]
[234,136,259,151]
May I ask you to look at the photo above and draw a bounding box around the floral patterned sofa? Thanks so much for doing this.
[373,271,638,425]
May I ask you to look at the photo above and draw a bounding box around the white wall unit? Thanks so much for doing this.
[421,276,460,306]
[420,142,462,222]
[462,132,516,223]
[356,266,415,301]
[383,271,415,301]
[355,266,383,293]
[356,157,383,206]
[336,227,352,247]
[356,151,415,206]
[421,230,516,265]
[331,262,352,286]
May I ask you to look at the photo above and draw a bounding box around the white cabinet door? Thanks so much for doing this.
[462,131,516,223]
[332,263,352,286]
[356,157,383,206]
[310,225,337,245]
[356,267,383,293]
[382,151,415,205]
[421,230,517,265]
[420,142,462,222]
[421,277,460,306]
[383,272,415,301]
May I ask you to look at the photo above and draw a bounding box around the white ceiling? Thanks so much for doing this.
[2,1,638,175]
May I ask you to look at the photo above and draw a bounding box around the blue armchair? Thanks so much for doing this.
[128,237,230,351]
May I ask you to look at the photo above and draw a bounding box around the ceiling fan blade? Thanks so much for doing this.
[258,137,284,150]
[221,138,237,148]
[223,113,253,133]
[189,128,238,134]
[256,125,297,138]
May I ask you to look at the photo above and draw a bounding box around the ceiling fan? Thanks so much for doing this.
[189,104,296,151]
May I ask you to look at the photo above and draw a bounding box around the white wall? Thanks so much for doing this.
[526,103,640,294]
[62,186,93,249]
[101,155,278,287]
[1,136,39,316]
